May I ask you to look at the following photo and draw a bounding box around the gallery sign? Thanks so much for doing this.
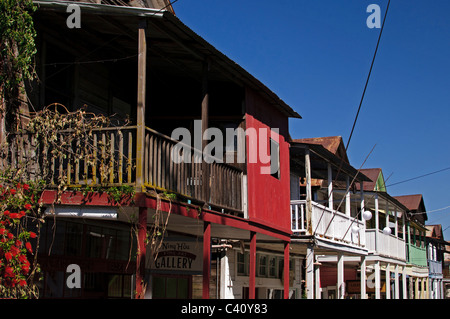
[147,239,203,274]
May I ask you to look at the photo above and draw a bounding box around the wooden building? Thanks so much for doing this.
[4,0,301,299]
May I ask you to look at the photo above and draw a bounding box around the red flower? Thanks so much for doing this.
[15,240,22,247]
[4,252,12,261]
[18,254,28,264]
[7,232,14,239]
[9,213,19,219]
[21,264,30,274]
[5,266,14,277]
[25,242,32,253]
[19,279,27,287]
[19,210,25,217]
[0,228,6,235]
[24,203,32,210]
[29,231,36,239]
[10,245,19,256]
[10,189,16,195]
[3,210,9,216]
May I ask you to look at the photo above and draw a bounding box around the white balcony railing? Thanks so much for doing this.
[428,259,443,275]
[291,200,365,247]
[365,229,406,261]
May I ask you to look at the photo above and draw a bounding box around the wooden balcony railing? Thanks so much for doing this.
[3,126,243,214]
[365,229,406,261]
[407,243,428,267]
[143,127,243,213]
[291,200,365,247]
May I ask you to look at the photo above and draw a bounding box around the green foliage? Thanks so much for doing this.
[106,185,135,203]
[0,0,36,98]
[0,0,37,133]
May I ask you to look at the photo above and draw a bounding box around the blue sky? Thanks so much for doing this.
[174,0,450,238]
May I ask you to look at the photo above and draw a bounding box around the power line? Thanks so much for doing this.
[386,166,450,187]
[346,0,391,151]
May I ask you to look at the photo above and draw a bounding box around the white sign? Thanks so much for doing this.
[147,240,203,274]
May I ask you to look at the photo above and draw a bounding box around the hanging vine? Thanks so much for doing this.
[0,0,37,131]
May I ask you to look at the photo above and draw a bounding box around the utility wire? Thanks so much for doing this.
[386,166,450,187]
[346,0,391,151]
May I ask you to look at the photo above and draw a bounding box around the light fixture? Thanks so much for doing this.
[362,210,372,221]
[383,227,392,235]
[351,225,360,234]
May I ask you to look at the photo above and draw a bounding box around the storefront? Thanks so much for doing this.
[38,216,136,298]
[146,236,204,299]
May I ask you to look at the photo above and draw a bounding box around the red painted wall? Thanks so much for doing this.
[245,87,291,234]
[320,265,358,287]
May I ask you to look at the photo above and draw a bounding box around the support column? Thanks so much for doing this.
[249,231,256,299]
[306,244,314,299]
[374,193,379,251]
[394,264,400,299]
[201,59,210,204]
[415,277,419,299]
[327,163,333,210]
[375,261,381,299]
[360,256,367,299]
[409,277,414,299]
[337,254,344,299]
[136,20,147,190]
[402,267,407,299]
[305,148,313,232]
[315,260,321,299]
[284,242,290,299]
[135,207,147,298]
[345,176,351,216]
[386,263,391,299]
[202,222,211,299]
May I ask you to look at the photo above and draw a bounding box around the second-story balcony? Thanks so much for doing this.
[350,190,408,262]
[291,200,365,246]
[290,139,371,251]
[4,125,244,215]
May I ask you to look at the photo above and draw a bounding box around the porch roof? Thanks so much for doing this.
[289,141,372,183]
[34,0,301,119]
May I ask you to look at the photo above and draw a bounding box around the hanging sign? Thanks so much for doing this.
[147,239,203,274]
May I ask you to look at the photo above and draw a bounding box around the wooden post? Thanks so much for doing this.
[345,175,351,216]
[386,263,391,299]
[136,207,147,298]
[201,59,210,204]
[202,222,211,299]
[136,20,147,190]
[249,231,256,299]
[402,266,407,299]
[306,244,314,299]
[395,264,399,299]
[375,193,379,251]
[360,256,366,299]
[284,242,290,299]
[337,253,344,299]
[327,163,333,210]
[375,261,381,299]
[305,148,313,233]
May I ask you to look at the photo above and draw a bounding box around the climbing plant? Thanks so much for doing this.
[0,0,37,130]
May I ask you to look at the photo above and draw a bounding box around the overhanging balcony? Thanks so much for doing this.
[366,229,406,260]
[291,200,365,247]
[4,126,243,215]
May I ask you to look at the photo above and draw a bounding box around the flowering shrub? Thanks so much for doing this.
[0,180,41,298]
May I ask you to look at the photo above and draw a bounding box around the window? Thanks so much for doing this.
[258,255,267,277]
[269,256,277,278]
[237,252,248,276]
[270,138,280,179]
